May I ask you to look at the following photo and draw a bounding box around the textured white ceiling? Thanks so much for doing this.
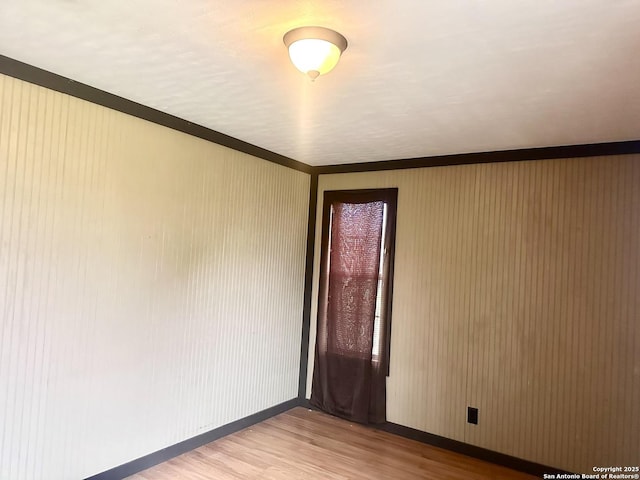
[1,0,639,166]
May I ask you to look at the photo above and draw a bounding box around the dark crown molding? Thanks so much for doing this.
[2,55,638,177]
[0,55,312,174]
[314,140,640,174]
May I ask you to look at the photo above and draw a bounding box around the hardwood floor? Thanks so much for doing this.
[126,407,538,479]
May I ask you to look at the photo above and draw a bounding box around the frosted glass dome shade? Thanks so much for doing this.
[288,39,341,77]
[283,27,348,80]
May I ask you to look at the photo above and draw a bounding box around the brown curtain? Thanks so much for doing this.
[311,189,397,424]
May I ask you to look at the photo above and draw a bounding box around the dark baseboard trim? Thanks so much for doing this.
[315,140,640,174]
[82,397,574,479]
[299,399,571,478]
[84,398,299,480]
[378,422,573,478]
[0,55,311,175]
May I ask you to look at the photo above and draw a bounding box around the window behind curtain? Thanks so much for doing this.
[311,188,398,424]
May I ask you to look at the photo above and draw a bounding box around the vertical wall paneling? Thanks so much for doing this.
[0,74,310,480]
[307,156,640,473]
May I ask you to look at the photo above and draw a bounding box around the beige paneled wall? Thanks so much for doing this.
[0,74,310,480]
[306,157,640,473]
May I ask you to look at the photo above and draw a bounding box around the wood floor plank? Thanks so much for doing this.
[126,407,538,479]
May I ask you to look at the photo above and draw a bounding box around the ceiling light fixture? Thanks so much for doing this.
[283,26,348,81]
